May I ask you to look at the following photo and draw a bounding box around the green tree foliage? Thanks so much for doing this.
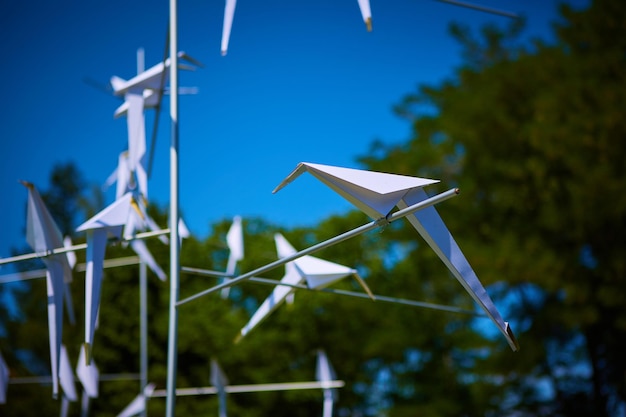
[360,0,626,415]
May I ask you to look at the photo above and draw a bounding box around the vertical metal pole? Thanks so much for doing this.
[165,0,180,414]
[139,262,148,417]
[137,46,148,417]
[137,48,148,417]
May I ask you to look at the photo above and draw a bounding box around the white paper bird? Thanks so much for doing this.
[76,193,167,362]
[236,233,373,341]
[274,162,519,351]
[21,181,76,398]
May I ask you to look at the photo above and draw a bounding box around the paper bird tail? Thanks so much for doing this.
[352,273,375,301]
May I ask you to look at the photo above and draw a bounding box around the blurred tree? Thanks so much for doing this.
[360,0,625,415]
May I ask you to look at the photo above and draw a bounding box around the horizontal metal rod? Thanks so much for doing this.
[8,373,140,385]
[435,0,519,19]
[0,256,142,284]
[181,266,481,316]
[181,266,231,278]
[177,188,459,307]
[0,229,170,266]
[150,380,345,397]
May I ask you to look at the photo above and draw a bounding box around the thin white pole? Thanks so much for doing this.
[136,46,149,417]
[139,261,148,417]
[151,380,345,397]
[165,0,180,413]
[0,230,169,266]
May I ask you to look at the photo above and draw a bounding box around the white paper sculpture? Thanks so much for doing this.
[236,233,373,341]
[274,162,519,351]
[21,181,76,398]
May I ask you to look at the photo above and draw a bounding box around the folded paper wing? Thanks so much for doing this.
[273,162,438,220]
[59,345,78,402]
[76,347,99,399]
[237,233,372,341]
[76,193,133,362]
[22,182,73,398]
[211,359,229,417]
[357,0,373,31]
[221,216,244,299]
[399,188,519,351]
[237,259,302,340]
[226,216,244,275]
[124,93,148,200]
[221,0,237,55]
[316,349,338,417]
[117,383,156,417]
[274,162,519,351]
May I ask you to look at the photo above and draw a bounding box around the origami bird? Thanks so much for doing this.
[236,232,373,341]
[273,162,519,351]
[21,181,76,398]
[76,193,167,363]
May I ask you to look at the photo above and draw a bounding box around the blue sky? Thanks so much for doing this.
[0,0,587,270]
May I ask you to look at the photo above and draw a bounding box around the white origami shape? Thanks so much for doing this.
[0,352,9,404]
[274,162,519,351]
[237,233,371,340]
[60,346,78,402]
[117,383,156,417]
[76,192,168,361]
[76,347,99,399]
[179,217,190,247]
[316,350,338,417]
[110,51,199,98]
[211,359,229,417]
[22,181,75,398]
[220,216,244,299]
[357,0,372,31]
[221,0,237,55]
[76,193,132,362]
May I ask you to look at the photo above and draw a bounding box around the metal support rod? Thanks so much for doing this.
[151,380,345,397]
[177,188,459,306]
[165,0,180,414]
[0,229,170,266]
[181,267,482,316]
[435,0,519,18]
[139,261,148,417]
